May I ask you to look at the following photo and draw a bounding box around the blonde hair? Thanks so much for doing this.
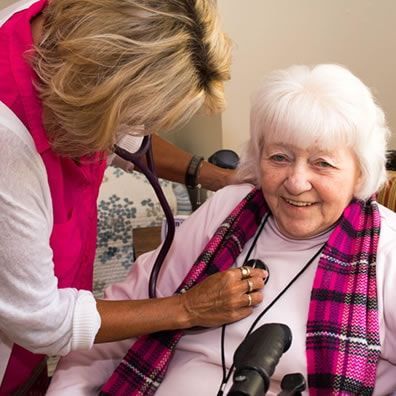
[237,64,390,199]
[33,0,231,157]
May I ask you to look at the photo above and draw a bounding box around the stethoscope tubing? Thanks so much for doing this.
[114,135,176,298]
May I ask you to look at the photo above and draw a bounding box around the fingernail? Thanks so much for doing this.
[263,271,269,284]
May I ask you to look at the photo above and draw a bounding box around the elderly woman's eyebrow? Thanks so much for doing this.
[266,143,334,155]
[265,142,290,150]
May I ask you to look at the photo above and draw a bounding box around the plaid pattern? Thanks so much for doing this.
[100,188,267,396]
[101,189,381,395]
[306,199,381,395]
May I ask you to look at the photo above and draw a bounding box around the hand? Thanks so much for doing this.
[180,267,267,328]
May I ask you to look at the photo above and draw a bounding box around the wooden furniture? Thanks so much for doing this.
[133,226,162,258]
[377,171,396,212]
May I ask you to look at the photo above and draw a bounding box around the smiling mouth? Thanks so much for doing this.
[284,198,315,207]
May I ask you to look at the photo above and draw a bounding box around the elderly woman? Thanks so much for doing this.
[47,64,396,395]
[0,0,266,393]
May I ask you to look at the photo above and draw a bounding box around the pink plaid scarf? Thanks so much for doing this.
[101,189,381,395]
[306,198,381,394]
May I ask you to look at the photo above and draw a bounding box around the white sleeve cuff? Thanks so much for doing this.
[71,290,101,351]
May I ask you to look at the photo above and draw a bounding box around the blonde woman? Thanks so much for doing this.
[0,0,264,393]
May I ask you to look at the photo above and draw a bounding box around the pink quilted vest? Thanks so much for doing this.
[0,1,106,393]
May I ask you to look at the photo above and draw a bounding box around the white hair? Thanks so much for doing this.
[237,64,390,200]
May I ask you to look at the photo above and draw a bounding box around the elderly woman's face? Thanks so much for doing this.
[260,142,361,239]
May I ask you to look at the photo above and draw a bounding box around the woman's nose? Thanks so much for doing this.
[283,167,312,194]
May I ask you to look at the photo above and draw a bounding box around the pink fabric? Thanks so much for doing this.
[101,190,381,395]
[306,200,381,394]
[101,188,266,395]
[0,1,106,393]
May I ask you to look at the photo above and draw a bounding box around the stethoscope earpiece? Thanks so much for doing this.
[245,259,270,284]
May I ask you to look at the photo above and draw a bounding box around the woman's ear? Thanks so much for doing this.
[353,168,364,197]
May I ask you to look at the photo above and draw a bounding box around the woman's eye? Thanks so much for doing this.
[316,160,333,168]
[270,154,288,162]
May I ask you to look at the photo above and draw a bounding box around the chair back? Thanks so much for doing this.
[377,171,396,212]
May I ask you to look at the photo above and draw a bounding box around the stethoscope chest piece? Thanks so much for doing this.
[245,259,270,284]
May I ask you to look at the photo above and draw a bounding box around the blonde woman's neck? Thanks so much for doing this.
[31,13,44,45]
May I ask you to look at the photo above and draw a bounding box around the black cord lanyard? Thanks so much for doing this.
[217,215,326,396]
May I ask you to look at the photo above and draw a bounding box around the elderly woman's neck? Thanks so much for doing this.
[31,13,45,45]
[271,215,337,241]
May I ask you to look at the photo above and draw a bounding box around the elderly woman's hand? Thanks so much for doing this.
[180,267,267,328]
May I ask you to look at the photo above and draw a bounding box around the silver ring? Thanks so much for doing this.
[247,279,254,293]
[247,294,252,307]
[240,266,251,280]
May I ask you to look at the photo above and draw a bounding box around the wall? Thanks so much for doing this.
[164,113,223,159]
[1,0,16,8]
[218,0,396,152]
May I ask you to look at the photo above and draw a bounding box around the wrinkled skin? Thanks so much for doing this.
[181,267,267,328]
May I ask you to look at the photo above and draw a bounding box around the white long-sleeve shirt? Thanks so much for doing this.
[0,97,143,382]
[0,100,101,382]
[48,184,396,395]
[0,2,97,384]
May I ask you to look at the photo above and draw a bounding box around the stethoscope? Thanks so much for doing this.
[114,135,175,298]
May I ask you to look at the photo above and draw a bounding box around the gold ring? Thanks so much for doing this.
[240,266,251,280]
[247,279,254,293]
[247,294,252,307]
